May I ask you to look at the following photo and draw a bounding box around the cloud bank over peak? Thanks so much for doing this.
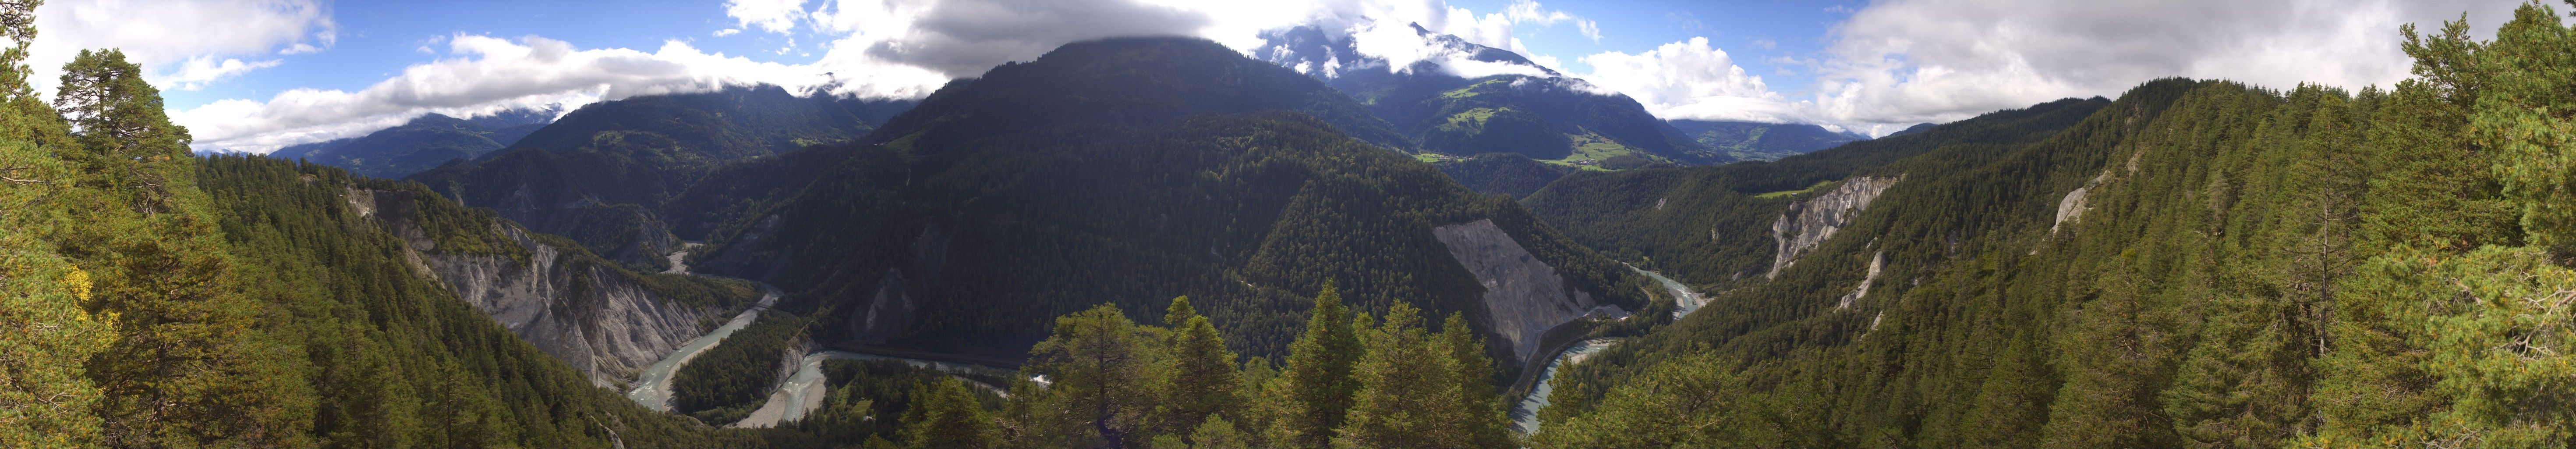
[101,0,2541,150]
[166,0,1614,151]
[173,35,869,152]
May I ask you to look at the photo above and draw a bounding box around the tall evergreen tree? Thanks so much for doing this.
[1270,281,1361,447]
[0,25,118,436]
[1437,313,1514,449]
[1156,297,1242,443]
[54,49,187,214]
[0,2,118,443]
[901,378,1001,449]
[43,48,312,449]
[1025,304,1154,448]
[1334,303,1489,449]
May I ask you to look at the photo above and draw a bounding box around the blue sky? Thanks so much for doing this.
[24,0,2537,151]
[155,0,1861,112]
[1447,0,1862,94]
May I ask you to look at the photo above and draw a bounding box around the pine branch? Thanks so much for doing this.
[0,165,38,183]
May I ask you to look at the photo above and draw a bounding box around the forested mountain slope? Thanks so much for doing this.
[1528,5,2576,446]
[410,86,914,270]
[1666,119,1869,161]
[1523,94,2110,287]
[1429,152,1576,198]
[266,110,556,178]
[0,45,760,447]
[669,37,1655,371]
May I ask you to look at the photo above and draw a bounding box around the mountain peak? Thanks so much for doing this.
[864,36,1410,149]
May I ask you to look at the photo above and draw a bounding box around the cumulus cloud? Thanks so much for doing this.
[804,0,1213,78]
[1574,37,1798,123]
[1802,0,2530,133]
[162,56,283,91]
[1503,0,1598,42]
[30,0,334,97]
[1563,0,2534,136]
[725,0,809,33]
[173,34,901,152]
[1272,0,1600,80]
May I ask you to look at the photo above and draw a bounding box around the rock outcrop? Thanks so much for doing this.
[853,269,917,345]
[1836,251,1885,309]
[846,224,950,346]
[353,188,724,387]
[1769,175,1901,278]
[700,214,789,279]
[2052,172,2109,234]
[1433,219,1627,366]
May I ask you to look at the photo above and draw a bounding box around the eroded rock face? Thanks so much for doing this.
[854,269,916,345]
[1769,175,1901,278]
[2052,172,2110,235]
[355,189,721,388]
[1836,251,1885,309]
[1432,219,1623,366]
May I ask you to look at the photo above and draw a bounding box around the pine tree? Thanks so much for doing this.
[0,236,117,448]
[2472,0,2576,254]
[54,48,189,214]
[1026,303,1153,448]
[1270,280,1362,448]
[44,46,312,448]
[0,1,117,444]
[1186,416,1251,449]
[1436,313,1513,449]
[901,378,1001,449]
[1333,303,1475,449]
[1156,296,1242,443]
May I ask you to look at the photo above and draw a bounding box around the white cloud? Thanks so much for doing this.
[1802,0,2530,132]
[1553,0,2537,136]
[30,0,334,97]
[1573,37,1798,124]
[174,34,906,152]
[1502,0,1597,42]
[725,0,809,34]
[804,0,1213,78]
[162,56,283,91]
[714,28,743,37]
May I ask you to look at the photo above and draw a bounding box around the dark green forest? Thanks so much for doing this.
[410,85,913,271]
[667,37,1654,364]
[1430,152,1573,198]
[674,314,808,424]
[1525,4,2576,447]
[268,110,554,179]
[1665,119,1868,161]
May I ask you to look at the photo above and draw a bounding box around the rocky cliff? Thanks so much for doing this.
[1769,175,1902,278]
[1835,251,1886,309]
[1433,219,1627,366]
[351,188,729,387]
[2052,172,2109,234]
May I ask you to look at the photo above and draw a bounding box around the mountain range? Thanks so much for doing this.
[17,4,2571,447]
[265,108,557,178]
